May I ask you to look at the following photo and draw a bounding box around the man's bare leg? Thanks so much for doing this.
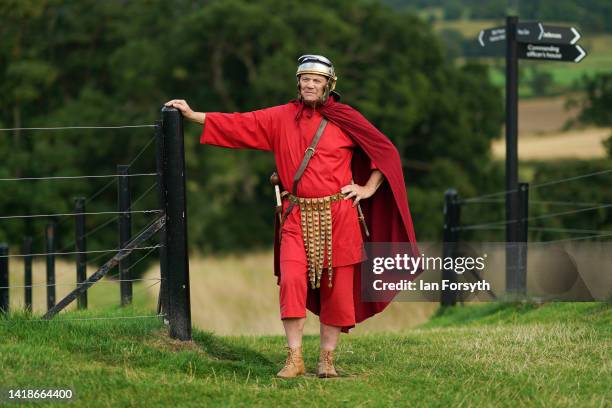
[283,317,306,348]
[277,317,307,377]
[318,322,341,377]
[320,322,341,350]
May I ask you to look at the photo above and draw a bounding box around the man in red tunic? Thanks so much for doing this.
[165,55,419,378]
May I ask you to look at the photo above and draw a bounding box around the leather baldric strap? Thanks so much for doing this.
[280,118,328,227]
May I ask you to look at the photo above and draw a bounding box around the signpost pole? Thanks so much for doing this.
[478,17,585,297]
[505,15,521,296]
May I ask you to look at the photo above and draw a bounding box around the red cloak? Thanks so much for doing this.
[273,93,420,333]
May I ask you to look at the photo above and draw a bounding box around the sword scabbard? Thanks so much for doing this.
[357,202,370,237]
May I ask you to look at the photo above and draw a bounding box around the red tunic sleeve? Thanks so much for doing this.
[200,107,280,152]
[370,159,378,170]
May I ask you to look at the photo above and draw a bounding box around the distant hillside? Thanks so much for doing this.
[384,0,612,33]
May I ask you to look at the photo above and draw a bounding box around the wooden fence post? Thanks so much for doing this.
[23,237,33,312]
[442,189,460,307]
[0,243,8,315]
[117,165,133,306]
[46,221,56,311]
[155,121,169,321]
[75,197,88,309]
[161,106,191,340]
[517,182,529,295]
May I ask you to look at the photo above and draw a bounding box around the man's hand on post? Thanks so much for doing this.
[163,99,205,125]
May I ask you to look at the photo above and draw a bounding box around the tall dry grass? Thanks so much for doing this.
[144,250,438,336]
[7,257,157,314]
[5,251,436,335]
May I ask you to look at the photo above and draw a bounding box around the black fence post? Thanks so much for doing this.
[161,107,191,340]
[117,165,132,306]
[46,221,56,311]
[442,189,460,307]
[23,237,33,312]
[155,120,169,321]
[516,182,529,295]
[0,244,8,316]
[75,197,87,309]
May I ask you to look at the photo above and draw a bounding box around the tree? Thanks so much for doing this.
[573,73,612,158]
[0,0,503,255]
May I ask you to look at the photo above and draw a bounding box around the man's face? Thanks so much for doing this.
[299,74,328,103]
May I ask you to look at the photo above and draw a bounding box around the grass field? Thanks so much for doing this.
[515,96,580,134]
[1,302,609,407]
[492,127,610,160]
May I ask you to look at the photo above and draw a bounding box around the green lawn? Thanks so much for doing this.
[0,302,609,407]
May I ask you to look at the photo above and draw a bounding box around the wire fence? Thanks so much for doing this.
[0,244,162,259]
[0,313,166,323]
[0,125,157,132]
[0,122,165,323]
[0,172,157,183]
[458,168,612,205]
[0,277,162,290]
[57,181,159,254]
[452,167,612,244]
[0,209,161,221]
[459,204,612,230]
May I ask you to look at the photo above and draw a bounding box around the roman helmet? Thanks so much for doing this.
[296,54,338,101]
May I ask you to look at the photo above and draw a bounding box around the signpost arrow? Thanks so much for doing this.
[517,22,581,45]
[518,42,587,62]
[478,26,506,47]
[478,22,582,47]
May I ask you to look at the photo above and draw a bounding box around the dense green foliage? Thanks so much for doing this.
[570,73,612,157]
[0,0,505,260]
[0,302,609,406]
[575,73,612,127]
